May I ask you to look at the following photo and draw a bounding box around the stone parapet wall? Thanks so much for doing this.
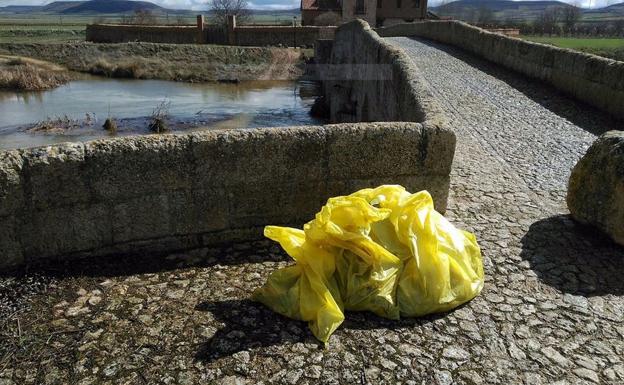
[233,26,336,47]
[321,20,446,125]
[378,20,624,120]
[86,24,202,44]
[0,122,455,270]
[86,23,335,47]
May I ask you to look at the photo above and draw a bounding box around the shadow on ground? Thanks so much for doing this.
[409,37,622,136]
[520,215,624,296]
[0,240,287,279]
[194,299,446,363]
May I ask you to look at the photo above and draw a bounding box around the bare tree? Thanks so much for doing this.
[614,19,624,37]
[561,5,581,35]
[120,9,159,25]
[208,0,251,26]
[536,7,561,35]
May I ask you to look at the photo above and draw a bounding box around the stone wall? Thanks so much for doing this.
[86,23,335,47]
[377,20,624,120]
[0,122,455,271]
[231,25,335,47]
[321,20,445,124]
[86,24,202,44]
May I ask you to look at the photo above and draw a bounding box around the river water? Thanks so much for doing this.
[0,78,323,150]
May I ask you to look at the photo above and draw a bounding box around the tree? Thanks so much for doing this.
[120,9,158,25]
[614,19,624,37]
[208,0,251,26]
[561,5,581,35]
[134,9,158,25]
[536,7,561,36]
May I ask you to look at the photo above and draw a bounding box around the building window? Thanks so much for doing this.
[397,0,402,8]
[355,0,365,14]
[412,0,419,7]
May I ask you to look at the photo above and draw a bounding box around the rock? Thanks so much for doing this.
[433,370,453,385]
[442,346,470,361]
[567,131,624,246]
[541,346,569,367]
[573,368,599,383]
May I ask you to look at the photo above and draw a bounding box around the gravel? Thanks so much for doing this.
[1,37,623,384]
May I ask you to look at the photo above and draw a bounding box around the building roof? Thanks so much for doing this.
[301,0,341,11]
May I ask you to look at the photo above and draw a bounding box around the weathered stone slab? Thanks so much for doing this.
[567,131,624,246]
[20,143,89,210]
[0,121,455,271]
[85,135,195,201]
[0,216,23,268]
[0,150,24,217]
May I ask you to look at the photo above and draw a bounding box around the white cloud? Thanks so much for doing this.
[1,0,622,10]
[0,0,300,10]
[427,0,622,8]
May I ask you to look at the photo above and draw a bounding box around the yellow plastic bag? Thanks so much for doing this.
[253,185,484,343]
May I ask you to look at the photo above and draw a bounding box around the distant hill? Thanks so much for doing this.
[431,0,574,21]
[431,0,624,22]
[0,0,173,15]
[40,1,90,13]
[0,1,299,16]
[584,2,624,17]
[61,0,166,14]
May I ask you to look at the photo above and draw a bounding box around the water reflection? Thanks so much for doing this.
[0,78,323,150]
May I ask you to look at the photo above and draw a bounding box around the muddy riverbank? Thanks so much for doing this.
[0,42,310,83]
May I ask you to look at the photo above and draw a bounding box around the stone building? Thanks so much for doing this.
[301,0,427,27]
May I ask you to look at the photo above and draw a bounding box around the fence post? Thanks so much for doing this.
[196,15,205,44]
[227,15,237,45]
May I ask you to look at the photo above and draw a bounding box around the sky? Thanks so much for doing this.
[0,0,622,10]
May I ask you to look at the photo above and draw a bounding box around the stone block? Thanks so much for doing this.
[190,127,326,188]
[85,134,194,201]
[421,122,456,176]
[168,188,229,235]
[21,143,89,210]
[20,204,112,260]
[112,194,170,244]
[0,150,24,217]
[226,180,328,229]
[327,122,428,180]
[567,131,624,246]
[0,216,24,269]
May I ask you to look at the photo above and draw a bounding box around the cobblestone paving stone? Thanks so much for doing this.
[1,38,624,384]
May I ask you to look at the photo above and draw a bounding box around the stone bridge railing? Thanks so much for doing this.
[0,123,455,271]
[0,20,457,271]
[378,20,624,120]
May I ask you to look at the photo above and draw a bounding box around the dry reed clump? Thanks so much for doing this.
[0,56,71,91]
[87,57,173,79]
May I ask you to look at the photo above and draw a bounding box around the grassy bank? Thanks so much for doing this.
[0,55,71,91]
[0,42,308,82]
[523,36,624,61]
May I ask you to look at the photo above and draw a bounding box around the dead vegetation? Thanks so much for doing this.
[28,113,95,133]
[0,43,307,83]
[0,55,72,91]
[149,100,170,133]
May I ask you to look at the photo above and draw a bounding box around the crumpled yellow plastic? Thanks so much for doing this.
[253,185,484,343]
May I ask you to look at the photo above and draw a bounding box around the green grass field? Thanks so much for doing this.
[523,36,624,61]
[0,12,299,43]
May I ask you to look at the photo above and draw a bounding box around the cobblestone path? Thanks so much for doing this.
[1,38,623,385]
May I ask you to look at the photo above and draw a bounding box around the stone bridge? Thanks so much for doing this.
[1,23,624,385]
